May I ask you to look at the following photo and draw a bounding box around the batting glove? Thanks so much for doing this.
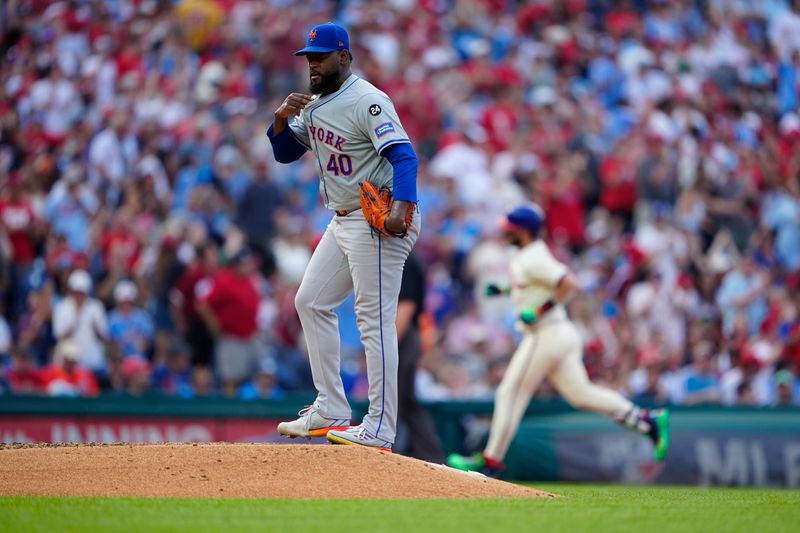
[485,284,510,297]
[519,299,557,325]
[519,307,538,325]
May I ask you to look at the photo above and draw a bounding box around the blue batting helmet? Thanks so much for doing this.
[501,204,545,234]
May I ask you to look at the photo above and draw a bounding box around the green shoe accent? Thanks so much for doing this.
[653,408,670,461]
[447,452,485,472]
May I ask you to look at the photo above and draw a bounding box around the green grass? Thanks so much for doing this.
[1,485,798,533]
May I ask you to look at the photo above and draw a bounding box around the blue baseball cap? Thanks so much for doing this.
[501,204,545,234]
[294,23,350,56]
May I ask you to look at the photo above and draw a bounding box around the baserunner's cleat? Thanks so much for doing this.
[649,408,670,461]
[447,452,504,476]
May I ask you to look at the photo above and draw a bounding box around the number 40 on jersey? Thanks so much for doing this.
[327,154,353,176]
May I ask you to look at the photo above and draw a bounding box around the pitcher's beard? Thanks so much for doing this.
[310,72,341,96]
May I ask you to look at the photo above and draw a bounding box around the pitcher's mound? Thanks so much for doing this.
[0,443,552,499]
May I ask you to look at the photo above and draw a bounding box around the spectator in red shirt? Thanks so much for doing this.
[5,348,43,395]
[599,141,638,230]
[605,0,641,38]
[45,232,86,275]
[41,339,99,397]
[121,356,152,397]
[479,87,520,153]
[545,162,587,247]
[114,41,144,80]
[100,210,141,274]
[0,175,39,318]
[783,321,800,373]
[220,57,252,99]
[196,247,262,396]
[170,242,219,366]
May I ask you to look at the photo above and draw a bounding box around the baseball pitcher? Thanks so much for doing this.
[448,205,669,475]
[267,23,420,451]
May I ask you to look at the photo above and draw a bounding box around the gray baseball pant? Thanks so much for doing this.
[294,208,419,444]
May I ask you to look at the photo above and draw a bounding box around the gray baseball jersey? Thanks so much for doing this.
[288,74,410,212]
[278,73,420,445]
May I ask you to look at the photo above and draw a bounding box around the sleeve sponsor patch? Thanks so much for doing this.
[375,122,395,137]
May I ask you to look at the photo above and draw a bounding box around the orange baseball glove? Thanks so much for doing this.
[359,182,414,238]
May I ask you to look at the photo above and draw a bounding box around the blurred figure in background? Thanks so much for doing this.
[680,344,723,406]
[396,252,446,463]
[121,356,152,397]
[717,255,769,337]
[236,160,281,256]
[15,283,56,366]
[196,247,261,396]
[52,270,108,376]
[238,357,284,401]
[152,338,194,398]
[5,348,43,395]
[0,174,39,320]
[448,205,669,476]
[41,339,99,397]
[189,365,217,398]
[772,370,799,406]
[108,280,155,360]
[171,242,219,367]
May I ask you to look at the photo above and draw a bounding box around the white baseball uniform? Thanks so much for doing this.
[484,240,633,461]
[290,74,419,444]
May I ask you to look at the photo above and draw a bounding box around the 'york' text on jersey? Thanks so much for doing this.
[309,125,347,151]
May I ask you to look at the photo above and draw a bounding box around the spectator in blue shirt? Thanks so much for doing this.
[108,280,155,359]
[238,358,284,401]
[682,350,722,405]
[152,339,194,398]
[761,185,800,271]
[44,168,99,253]
[772,369,800,406]
[716,255,769,337]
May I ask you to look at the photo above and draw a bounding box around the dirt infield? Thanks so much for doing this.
[0,443,552,499]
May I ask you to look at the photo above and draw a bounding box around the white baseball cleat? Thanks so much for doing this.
[326,425,393,452]
[277,405,351,439]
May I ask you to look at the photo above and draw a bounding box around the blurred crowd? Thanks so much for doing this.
[0,0,799,406]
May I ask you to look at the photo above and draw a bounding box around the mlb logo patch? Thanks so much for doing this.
[375,123,395,138]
